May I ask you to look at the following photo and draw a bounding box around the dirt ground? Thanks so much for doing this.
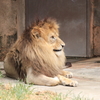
[0,57,100,100]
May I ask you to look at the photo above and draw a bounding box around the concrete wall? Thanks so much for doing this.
[0,0,25,61]
[93,0,100,56]
[0,0,17,60]
[17,0,25,37]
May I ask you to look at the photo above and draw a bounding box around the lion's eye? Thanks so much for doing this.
[51,36,55,39]
[50,36,56,43]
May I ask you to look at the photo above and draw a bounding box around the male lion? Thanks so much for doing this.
[4,18,78,86]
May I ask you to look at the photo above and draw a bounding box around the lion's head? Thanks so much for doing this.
[7,18,66,78]
[31,18,65,56]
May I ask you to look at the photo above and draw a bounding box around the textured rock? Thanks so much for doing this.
[93,26,100,56]
[0,0,17,60]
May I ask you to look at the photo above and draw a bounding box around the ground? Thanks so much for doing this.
[0,57,100,100]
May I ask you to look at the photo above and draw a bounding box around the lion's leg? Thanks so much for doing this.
[26,68,60,86]
[57,75,78,87]
[4,54,19,80]
[61,70,73,78]
[26,74,60,86]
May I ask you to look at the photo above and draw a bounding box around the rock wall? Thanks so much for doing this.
[0,0,17,60]
[93,26,100,55]
[93,0,100,56]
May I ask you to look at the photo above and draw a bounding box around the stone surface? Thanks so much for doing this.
[93,0,100,56]
[0,57,100,100]
[0,0,17,60]
[93,26,100,55]
[94,0,100,26]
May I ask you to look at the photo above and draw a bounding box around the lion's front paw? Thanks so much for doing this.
[68,80,78,87]
[63,80,78,87]
[58,75,78,87]
[66,72,73,78]
[62,71,73,78]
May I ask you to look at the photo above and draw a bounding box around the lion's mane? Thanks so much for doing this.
[7,18,65,79]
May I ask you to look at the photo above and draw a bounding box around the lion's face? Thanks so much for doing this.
[43,28,65,56]
[30,19,65,57]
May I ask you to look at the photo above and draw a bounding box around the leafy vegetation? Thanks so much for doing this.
[0,84,32,100]
[0,83,94,100]
[0,71,4,78]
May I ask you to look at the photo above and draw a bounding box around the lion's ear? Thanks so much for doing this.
[34,32,41,38]
[31,30,41,38]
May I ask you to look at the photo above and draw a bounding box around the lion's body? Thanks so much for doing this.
[4,18,78,86]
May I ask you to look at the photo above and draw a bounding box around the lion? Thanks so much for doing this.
[4,18,78,86]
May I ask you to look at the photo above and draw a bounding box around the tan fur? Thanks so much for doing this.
[4,18,78,86]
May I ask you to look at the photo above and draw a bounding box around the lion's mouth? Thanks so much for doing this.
[53,49,62,52]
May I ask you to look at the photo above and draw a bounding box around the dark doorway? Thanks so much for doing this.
[25,0,91,57]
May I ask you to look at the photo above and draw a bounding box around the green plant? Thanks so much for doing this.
[0,84,33,100]
[52,93,67,100]
[0,71,4,78]
[52,91,94,100]
[0,84,94,100]
[72,92,94,100]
